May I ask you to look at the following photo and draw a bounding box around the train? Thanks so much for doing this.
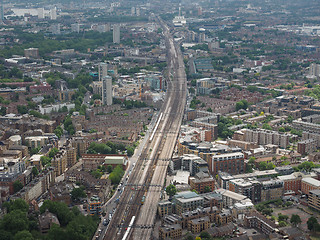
[141,192,147,205]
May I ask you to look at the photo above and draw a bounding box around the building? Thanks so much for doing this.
[49,182,71,205]
[87,195,102,216]
[98,62,108,81]
[301,177,320,195]
[188,216,210,234]
[37,8,44,19]
[210,152,245,175]
[244,211,277,235]
[102,75,112,105]
[113,24,120,44]
[215,189,249,208]
[158,200,173,218]
[308,189,320,211]
[24,48,39,59]
[297,139,317,155]
[309,63,320,77]
[51,24,60,34]
[159,224,182,240]
[50,7,57,20]
[82,154,128,170]
[173,191,204,215]
[66,145,77,168]
[51,149,67,177]
[188,171,215,194]
[244,129,290,149]
[228,179,262,203]
[260,180,284,202]
[71,23,80,33]
[39,210,60,234]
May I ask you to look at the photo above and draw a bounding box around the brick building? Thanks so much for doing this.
[301,177,320,195]
[188,171,215,193]
[209,152,245,175]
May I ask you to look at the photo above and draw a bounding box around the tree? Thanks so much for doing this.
[13,230,34,240]
[262,123,272,130]
[106,165,113,173]
[71,187,87,201]
[31,166,38,177]
[290,214,302,227]
[278,213,288,222]
[204,186,212,193]
[40,156,51,167]
[307,217,320,232]
[2,210,29,235]
[13,180,23,193]
[126,146,134,157]
[165,184,177,198]
[199,231,211,239]
[279,221,287,227]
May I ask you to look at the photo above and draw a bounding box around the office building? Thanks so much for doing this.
[102,75,112,105]
[158,200,173,218]
[87,195,102,216]
[113,24,120,44]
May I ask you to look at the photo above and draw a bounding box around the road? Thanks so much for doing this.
[102,17,187,240]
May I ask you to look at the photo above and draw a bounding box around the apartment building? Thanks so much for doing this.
[158,200,172,218]
[173,191,204,215]
[301,177,320,195]
[188,172,215,194]
[188,216,210,234]
[210,152,245,175]
[260,180,284,202]
[308,190,320,212]
[159,224,182,240]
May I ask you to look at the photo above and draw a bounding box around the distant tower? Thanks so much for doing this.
[131,7,135,16]
[71,23,80,33]
[98,62,108,81]
[102,75,112,105]
[113,24,120,44]
[37,8,44,19]
[309,63,320,77]
[179,6,181,16]
[0,4,4,22]
[50,7,57,20]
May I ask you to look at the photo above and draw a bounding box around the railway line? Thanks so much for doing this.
[103,17,187,240]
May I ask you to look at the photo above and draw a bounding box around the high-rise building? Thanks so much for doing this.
[309,63,320,77]
[37,8,44,19]
[102,75,113,105]
[50,7,57,20]
[98,62,108,81]
[131,7,135,16]
[113,24,120,44]
[71,23,80,33]
[24,48,39,59]
[0,5,4,21]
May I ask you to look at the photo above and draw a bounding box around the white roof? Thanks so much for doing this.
[302,177,320,187]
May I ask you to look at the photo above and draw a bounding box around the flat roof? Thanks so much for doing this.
[302,177,320,187]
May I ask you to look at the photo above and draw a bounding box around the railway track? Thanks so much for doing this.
[103,17,186,240]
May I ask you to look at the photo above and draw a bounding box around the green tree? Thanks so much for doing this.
[204,186,212,193]
[40,156,51,167]
[106,165,113,173]
[279,221,287,227]
[290,214,302,227]
[126,146,134,157]
[165,184,177,198]
[31,166,38,177]
[40,200,74,226]
[2,210,29,235]
[71,187,87,201]
[13,181,23,193]
[48,148,59,158]
[278,213,288,222]
[199,231,211,239]
[307,217,320,232]
[14,230,34,240]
